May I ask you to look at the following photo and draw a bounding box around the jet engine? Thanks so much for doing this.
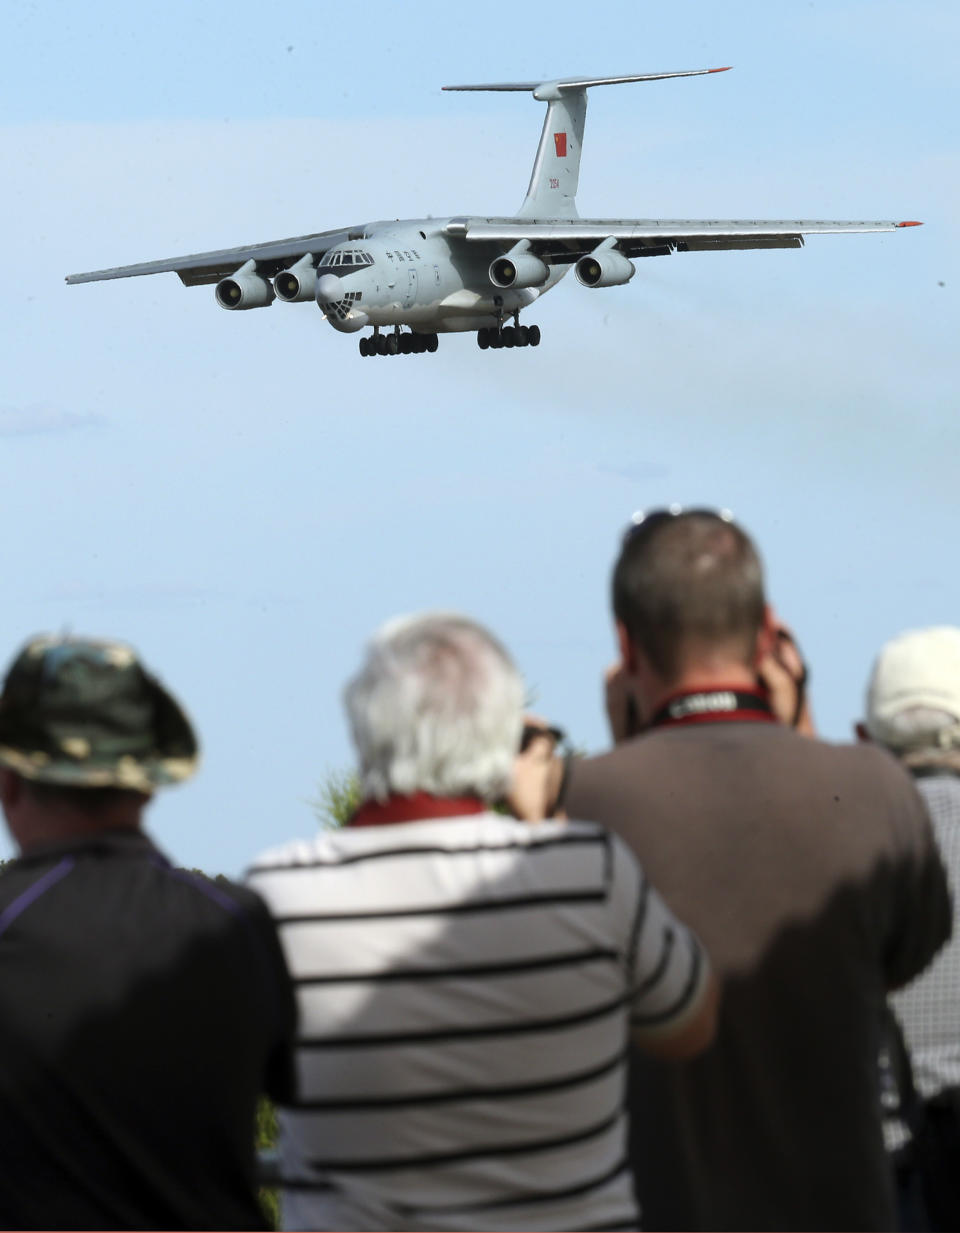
[489,241,549,289]
[273,254,317,303]
[575,239,635,288]
[215,259,275,310]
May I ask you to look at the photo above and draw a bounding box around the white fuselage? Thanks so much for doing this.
[315,219,567,334]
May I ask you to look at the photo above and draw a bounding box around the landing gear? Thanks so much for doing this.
[476,321,540,350]
[359,329,439,357]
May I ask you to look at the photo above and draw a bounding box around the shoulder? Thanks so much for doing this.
[573,724,917,789]
[245,816,612,908]
[163,869,279,933]
[248,814,606,870]
[811,739,930,824]
[0,856,44,908]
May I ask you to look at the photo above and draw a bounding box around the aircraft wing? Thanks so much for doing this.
[446,217,921,261]
[65,227,360,287]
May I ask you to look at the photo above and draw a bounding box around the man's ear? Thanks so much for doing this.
[616,621,638,673]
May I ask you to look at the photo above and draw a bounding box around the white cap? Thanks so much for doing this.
[866,626,960,750]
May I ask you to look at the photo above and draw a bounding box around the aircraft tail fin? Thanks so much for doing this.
[443,69,730,220]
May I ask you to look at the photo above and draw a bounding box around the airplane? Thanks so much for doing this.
[66,69,920,357]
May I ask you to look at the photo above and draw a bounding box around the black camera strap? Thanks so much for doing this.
[650,687,776,729]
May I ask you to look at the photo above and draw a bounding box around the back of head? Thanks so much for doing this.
[865,626,960,757]
[612,510,766,679]
[344,612,525,801]
[0,634,198,796]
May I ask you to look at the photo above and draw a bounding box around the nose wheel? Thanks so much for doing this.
[359,331,438,357]
[477,324,540,350]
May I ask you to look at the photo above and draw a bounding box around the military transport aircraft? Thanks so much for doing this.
[66,69,920,357]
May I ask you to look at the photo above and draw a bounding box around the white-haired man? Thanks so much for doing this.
[860,627,960,1231]
[248,612,718,1232]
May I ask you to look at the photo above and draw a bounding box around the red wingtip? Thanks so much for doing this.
[710,66,733,73]
[896,220,923,227]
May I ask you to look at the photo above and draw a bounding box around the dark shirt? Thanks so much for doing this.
[0,828,296,1230]
[567,722,952,1232]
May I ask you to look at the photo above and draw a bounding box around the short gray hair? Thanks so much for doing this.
[344,613,525,801]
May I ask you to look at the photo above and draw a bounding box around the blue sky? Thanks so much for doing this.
[1,0,957,874]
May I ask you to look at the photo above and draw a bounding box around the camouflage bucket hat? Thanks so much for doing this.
[0,636,199,793]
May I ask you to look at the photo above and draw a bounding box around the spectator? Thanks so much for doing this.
[861,626,960,1230]
[247,612,718,1232]
[526,510,951,1231]
[0,635,295,1230]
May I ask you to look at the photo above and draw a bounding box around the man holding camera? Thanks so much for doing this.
[248,611,718,1232]
[526,510,950,1231]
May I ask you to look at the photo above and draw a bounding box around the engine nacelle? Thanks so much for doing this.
[274,254,317,303]
[575,241,635,288]
[489,241,549,290]
[215,259,275,310]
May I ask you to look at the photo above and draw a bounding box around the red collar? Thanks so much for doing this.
[348,791,488,827]
[650,685,776,729]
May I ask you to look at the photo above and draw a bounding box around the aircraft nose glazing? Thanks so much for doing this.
[316,273,346,304]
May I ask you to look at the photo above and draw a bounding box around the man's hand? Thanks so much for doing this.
[757,622,816,736]
[506,718,566,822]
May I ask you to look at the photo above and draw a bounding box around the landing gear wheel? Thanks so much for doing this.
[386,334,399,356]
[516,325,529,347]
[527,324,541,347]
[502,325,516,348]
[477,328,490,350]
[489,330,503,349]
[399,333,413,355]
[426,333,439,353]
[359,337,370,357]
[376,335,389,356]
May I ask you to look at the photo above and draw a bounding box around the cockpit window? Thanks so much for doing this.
[319,249,374,270]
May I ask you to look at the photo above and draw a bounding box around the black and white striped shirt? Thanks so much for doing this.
[892,773,960,1097]
[248,815,710,1232]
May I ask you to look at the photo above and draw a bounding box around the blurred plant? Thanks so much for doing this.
[256,1096,279,1228]
[311,767,361,829]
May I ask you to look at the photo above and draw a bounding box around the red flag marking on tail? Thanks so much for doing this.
[554,132,567,157]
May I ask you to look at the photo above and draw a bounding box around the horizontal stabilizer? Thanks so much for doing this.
[443,68,731,92]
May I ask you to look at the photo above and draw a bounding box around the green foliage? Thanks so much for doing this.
[256,1095,278,1150]
[312,767,361,829]
[256,1097,279,1229]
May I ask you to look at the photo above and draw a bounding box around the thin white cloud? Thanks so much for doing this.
[0,405,108,438]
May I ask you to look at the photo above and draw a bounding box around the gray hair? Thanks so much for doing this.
[343,613,525,801]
